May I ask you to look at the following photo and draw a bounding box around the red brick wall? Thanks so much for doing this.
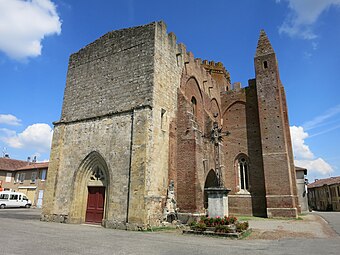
[175,61,221,213]
[221,83,267,216]
[254,49,297,217]
[171,44,296,218]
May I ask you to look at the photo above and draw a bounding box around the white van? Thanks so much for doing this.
[0,191,32,209]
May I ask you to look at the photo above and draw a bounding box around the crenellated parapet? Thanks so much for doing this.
[154,21,233,98]
[201,60,231,84]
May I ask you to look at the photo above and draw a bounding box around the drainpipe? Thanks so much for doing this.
[126,110,134,223]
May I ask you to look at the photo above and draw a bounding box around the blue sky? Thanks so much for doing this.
[0,0,339,182]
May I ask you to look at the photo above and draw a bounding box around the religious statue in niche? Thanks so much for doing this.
[162,180,178,223]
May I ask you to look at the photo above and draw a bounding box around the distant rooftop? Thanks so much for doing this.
[0,157,29,171]
[17,162,49,170]
[0,157,48,171]
[308,176,340,189]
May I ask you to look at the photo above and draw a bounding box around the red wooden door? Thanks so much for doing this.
[85,187,105,224]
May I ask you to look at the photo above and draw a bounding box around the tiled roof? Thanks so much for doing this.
[308,176,340,189]
[0,157,29,171]
[17,162,49,170]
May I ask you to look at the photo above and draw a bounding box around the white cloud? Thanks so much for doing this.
[0,114,21,126]
[290,126,314,159]
[290,125,334,176]
[1,123,53,153]
[277,0,340,39]
[295,158,333,176]
[0,0,62,60]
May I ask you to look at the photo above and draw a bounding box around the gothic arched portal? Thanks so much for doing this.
[69,151,110,225]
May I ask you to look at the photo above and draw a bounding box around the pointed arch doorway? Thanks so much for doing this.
[71,152,109,225]
[85,167,106,224]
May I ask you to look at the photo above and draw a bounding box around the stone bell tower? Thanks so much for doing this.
[254,30,298,218]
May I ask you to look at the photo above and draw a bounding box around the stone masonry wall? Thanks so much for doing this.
[43,23,158,227]
[127,107,152,226]
[42,114,132,224]
[142,22,184,224]
[60,23,156,122]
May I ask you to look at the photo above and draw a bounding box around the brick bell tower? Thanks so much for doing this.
[254,30,298,218]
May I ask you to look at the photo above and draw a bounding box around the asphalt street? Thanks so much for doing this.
[0,209,339,255]
[314,211,340,235]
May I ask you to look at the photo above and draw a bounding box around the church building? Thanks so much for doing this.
[42,21,298,229]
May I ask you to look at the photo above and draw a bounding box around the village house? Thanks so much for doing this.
[308,176,340,211]
[0,155,48,208]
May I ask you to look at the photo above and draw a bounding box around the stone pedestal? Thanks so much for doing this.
[205,187,231,218]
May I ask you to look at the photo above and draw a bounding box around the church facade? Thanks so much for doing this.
[42,21,298,229]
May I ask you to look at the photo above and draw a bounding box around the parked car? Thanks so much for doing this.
[0,191,32,209]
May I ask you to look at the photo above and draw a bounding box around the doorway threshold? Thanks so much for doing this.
[81,223,102,228]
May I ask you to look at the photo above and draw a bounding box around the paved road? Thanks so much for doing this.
[314,211,340,235]
[0,209,339,255]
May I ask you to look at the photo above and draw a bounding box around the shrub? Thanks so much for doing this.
[215,225,233,233]
[226,216,238,224]
[195,222,207,231]
[189,221,197,228]
[200,216,214,227]
[199,215,238,226]
[214,216,222,226]
[235,221,249,232]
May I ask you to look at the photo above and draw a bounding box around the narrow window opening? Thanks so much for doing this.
[161,108,166,130]
[191,97,197,117]
[263,61,268,69]
[176,53,182,67]
[240,163,244,190]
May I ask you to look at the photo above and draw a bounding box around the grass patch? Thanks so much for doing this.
[271,216,304,221]
[236,216,266,221]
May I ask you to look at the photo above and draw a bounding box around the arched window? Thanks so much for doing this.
[238,157,249,191]
[191,96,197,117]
